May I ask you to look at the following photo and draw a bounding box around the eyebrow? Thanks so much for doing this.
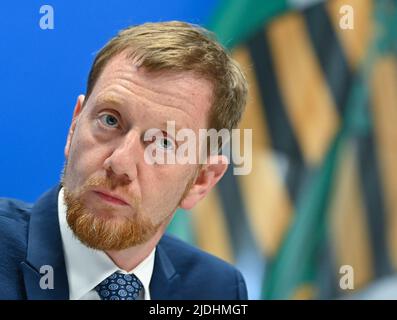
[95,94,124,107]
[95,94,190,135]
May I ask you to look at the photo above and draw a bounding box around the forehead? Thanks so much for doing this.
[87,54,214,130]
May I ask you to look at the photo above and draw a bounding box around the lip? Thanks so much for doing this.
[93,189,129,206]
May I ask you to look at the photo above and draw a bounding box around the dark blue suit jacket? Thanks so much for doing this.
[0,185,248,300]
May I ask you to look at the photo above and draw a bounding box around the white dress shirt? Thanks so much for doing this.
[57,187,155,300]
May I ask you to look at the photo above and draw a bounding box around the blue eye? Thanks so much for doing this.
[155,136,175,150]
[99,114,119,128]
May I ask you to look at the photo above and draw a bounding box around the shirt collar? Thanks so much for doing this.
[58,187,155,300]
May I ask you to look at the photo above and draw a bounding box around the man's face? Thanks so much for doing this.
[62,53,213,250]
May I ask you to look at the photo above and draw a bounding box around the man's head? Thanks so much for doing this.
[61,21,247,251]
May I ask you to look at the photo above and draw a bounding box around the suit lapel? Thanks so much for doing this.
[21,185,69,299]
[20,185,181,300]
[149,243,182,300]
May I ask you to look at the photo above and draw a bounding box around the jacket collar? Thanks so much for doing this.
[149,240,182,300]
[21,184,69,299]
[21,184,180,300]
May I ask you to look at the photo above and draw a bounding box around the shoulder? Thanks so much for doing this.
[158,234,248,299]
[0,197,31,271]
[0,197,32,299]
[0,197,31,241]
[159,234,234,272]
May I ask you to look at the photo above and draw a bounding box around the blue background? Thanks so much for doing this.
[0,0,219,202]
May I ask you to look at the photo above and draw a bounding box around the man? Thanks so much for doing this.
[0,21,248,300]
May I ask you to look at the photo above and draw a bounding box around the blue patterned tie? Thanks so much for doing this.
[95,272,144,300]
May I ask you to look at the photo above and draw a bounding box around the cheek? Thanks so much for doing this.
[66,127,105,183]
[141,165,194,209]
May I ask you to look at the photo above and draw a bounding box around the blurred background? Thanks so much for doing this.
[1,0,397,299]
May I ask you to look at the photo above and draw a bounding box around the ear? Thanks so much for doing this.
[179,155,228,210]
[64,95,85,159]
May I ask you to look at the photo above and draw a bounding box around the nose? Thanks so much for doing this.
[103,130,141,183]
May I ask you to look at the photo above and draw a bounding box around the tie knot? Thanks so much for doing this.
[95,271,144,300]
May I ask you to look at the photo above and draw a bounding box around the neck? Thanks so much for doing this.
[104,224,167,271]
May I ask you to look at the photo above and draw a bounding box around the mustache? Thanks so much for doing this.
[75,176,141,208]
